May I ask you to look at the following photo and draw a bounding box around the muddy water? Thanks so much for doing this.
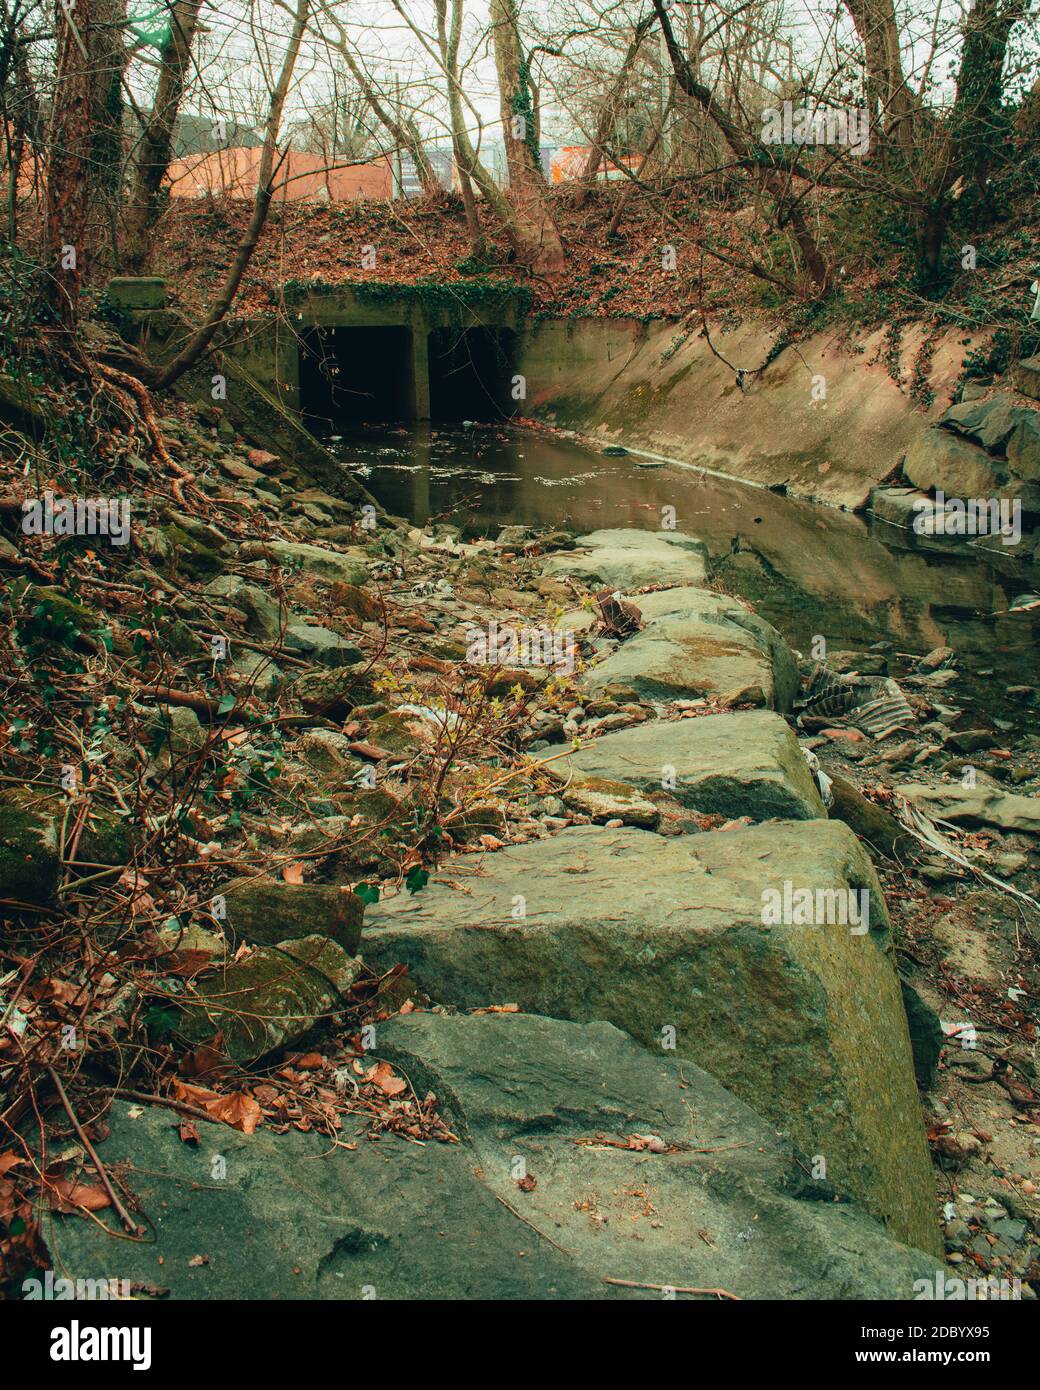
[328,423,1040,737]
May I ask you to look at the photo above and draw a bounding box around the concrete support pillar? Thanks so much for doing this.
[411,321,431,420]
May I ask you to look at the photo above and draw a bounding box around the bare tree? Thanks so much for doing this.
[152,0,311,388]
[46,0,97,326]
[122,0,204,273]
[489,0,564,271]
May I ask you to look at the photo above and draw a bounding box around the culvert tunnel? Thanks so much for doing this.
[299,326,414,427]
[298,324,517,427]
[428,326,517,421]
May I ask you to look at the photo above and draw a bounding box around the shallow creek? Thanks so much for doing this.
[327,422,1040,740]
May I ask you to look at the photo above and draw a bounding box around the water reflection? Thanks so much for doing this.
[328,423,1040,730]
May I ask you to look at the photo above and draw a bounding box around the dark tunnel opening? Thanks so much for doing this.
[299,326,414,427]
[428,326,517,421]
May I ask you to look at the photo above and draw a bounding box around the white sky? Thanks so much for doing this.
[128,0,1014,152]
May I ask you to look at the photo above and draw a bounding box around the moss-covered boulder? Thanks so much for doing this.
[0,804,62,906]
[162,523,224,581]
[180,935,360,1061]
[293,666,375,719]
[0,793,131,906]
[561,775,661,828]
[258,540,369,586]
[219,877,363,951]
[205,575,283,641]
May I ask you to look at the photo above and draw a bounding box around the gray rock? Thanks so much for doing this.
[543,528,708,591]
[364,820,940,1255]
[896,783,1040,835]
[228,648,283,701]
[1013,355,1040,402]
[581,587,799,710]
[903,430,1001,497]
[219,877,363,952]
[899,980,944,1090]
[205,574,283,642]
[292,666,374,718]
[1008,413,1040,481]
[939,395,1018,453]
[558,709,825,822]
[561,778,661,828]
[496,525,535,547]
[44,1013,945,1299]
[283,621,363,669]
[294,728,358,776]
[869,487,929,529]
[258,540,369,586]
[918,646,955,672]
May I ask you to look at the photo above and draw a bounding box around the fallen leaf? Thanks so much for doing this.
[49,1180,111,1214]
[367,1061,407,1096]
[282,861,306,885]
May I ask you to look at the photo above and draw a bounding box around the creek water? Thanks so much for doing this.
[327,422,1040,740]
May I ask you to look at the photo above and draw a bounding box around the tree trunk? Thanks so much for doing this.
[916,0,1024,282]
[949,0,1024,201]
[91,0,127,205]
[435,0,531,261]
[328,31,441,196]
[122,0,202,273]
[2,30,40,243]
[489,0,564,273]
[651,0,830,293]
[842,0,915,155]
[46,0,95,327]
[152,0,310,389]
[576,13,654,206]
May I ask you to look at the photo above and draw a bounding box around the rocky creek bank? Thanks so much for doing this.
[4,408,1038,1300]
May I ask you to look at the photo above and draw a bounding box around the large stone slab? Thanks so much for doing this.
[938,394,1019,453]
[44,1013,944,1298]
[896,783,1040,835]
[560,709,825,820]
[543,528,708,590]
[1013,355,1040,401]
[582,587,799,710]
[903,429,1001,497]
[364,821,941,1254]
